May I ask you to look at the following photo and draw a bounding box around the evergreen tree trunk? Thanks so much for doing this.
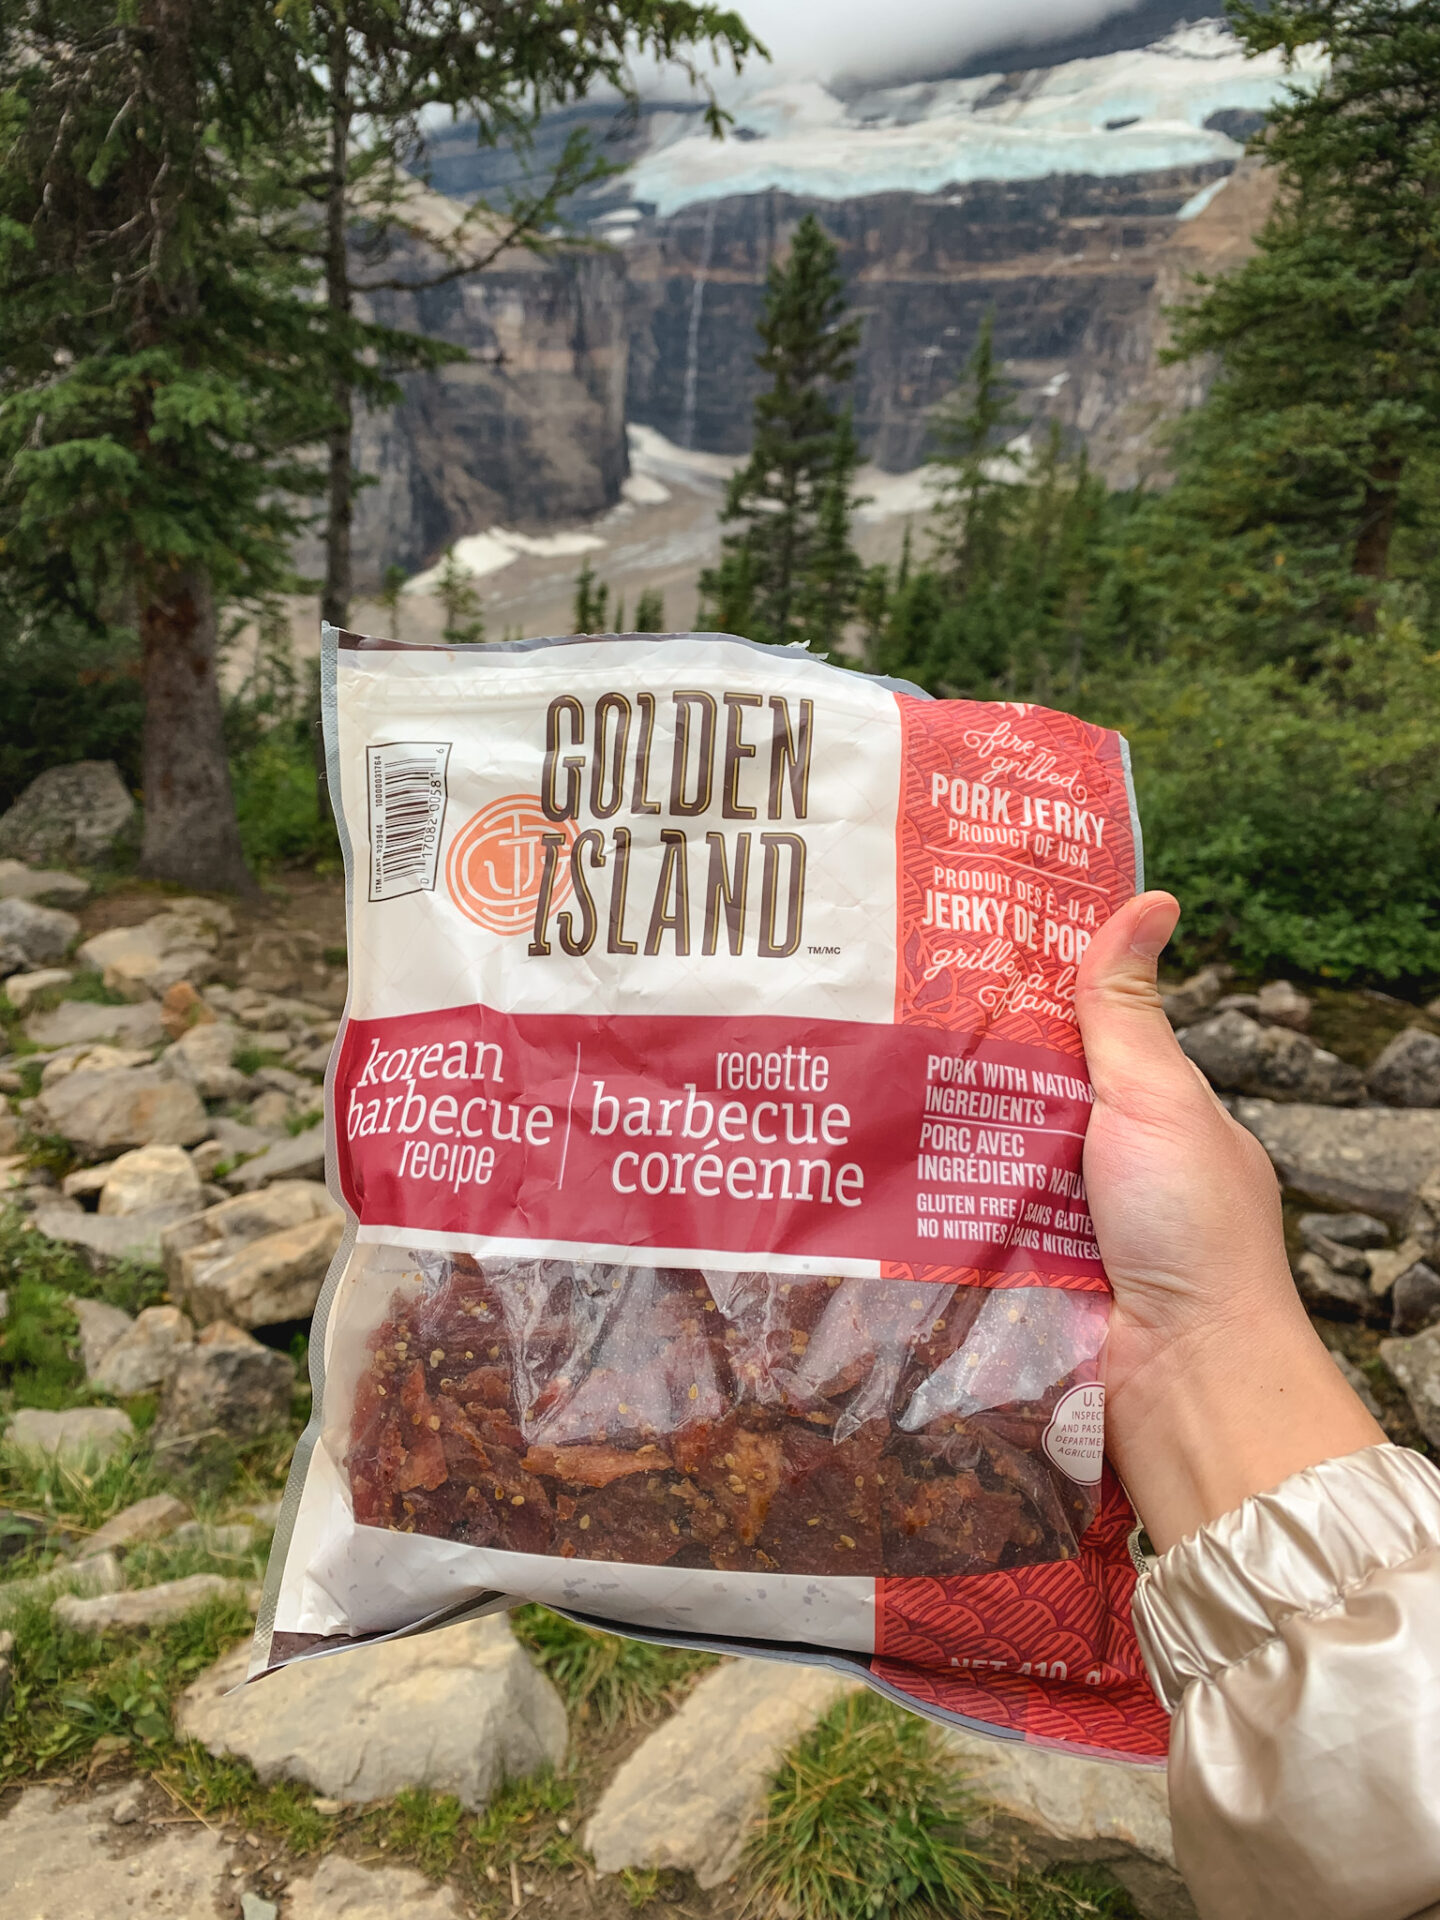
[1353,456,1403,579]
[138,567,255,893]
[322,26,354,634]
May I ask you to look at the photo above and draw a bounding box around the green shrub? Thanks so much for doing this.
[0,605,143,816]
[230,729,338,872]
[510,1605,715,1728]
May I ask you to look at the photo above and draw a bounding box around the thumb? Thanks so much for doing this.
[1074,892,1188,1106]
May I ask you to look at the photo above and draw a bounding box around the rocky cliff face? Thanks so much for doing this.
[297,231,630,592]
[621,160,1245,483]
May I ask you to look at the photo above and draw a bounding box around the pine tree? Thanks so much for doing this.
[573,561,610,633]
[698,214,863,652]
[0,0,326,892]
[437,549,485,643]
[634,587,667,632]
[928,315,1025,594]
[1157,0,1440,646]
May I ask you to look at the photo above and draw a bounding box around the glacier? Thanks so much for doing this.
[623,21,1326,217]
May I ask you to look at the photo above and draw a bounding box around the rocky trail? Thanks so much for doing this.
[1,764,1439,1919]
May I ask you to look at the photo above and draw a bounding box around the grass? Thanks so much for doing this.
[511,1604,718,1730]
[743,1691,1011,1920]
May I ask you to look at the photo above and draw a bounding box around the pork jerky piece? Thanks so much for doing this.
[346,1259,1097,1576]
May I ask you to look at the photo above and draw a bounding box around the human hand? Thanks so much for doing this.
[1075,892,1385,1552]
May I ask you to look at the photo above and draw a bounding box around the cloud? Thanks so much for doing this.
[690,0,1157,88]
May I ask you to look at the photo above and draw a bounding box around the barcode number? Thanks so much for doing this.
[366,740,451,902]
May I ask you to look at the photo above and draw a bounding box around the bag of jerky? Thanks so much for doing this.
[254,626,1167,1763]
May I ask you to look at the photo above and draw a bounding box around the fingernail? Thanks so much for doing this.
[1129,896,1179,962]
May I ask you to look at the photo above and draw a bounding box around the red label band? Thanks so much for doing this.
[335,1006,1105,1288]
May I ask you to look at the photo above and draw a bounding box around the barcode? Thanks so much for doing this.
[366,741,451,902]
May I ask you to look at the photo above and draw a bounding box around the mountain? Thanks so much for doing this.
[345,19,1319,587]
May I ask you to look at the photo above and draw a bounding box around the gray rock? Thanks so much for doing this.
[1234,1100,1440,1223]
[109,1780,148,1825]
[1380,1323,1440,1446]
[242,1896,280,1920]
[1391,1262,1440,1338]
[1211,992,1262,1019]
[1159,965,1227,1028]
[163,1021,250,1101]
[586,1657,859,1886]
[207,1115,285,1161]
[92,1306,195,1395]
[1298,1210,1389,1251]
[234,927,328,997]
[40,1041,154,1088]
[68,1295,134,1373]
[1296,1224,1372,1278]
[941,1725,1192,1919]
[1368,1027,1440,1109]
[0,897,81,977]
[177,1614,567,1809]
[78,1493,190,1558]
[1329,1349,1385,1421]
[35,1063,209,1157]
[55,1572,246,1633]
[0,1784,230,1919]
[96,1142,203,1216]
[1292,1251,1381,1322]
[170,1519,263,1555]
[248,1089,300,1133]
[5,1406,133,1467]
[0,861,89,908]
[1255,979,1312,1030]
[1180,1012,1362,1105]
[25,997,168,1050]
[1405,1165,1440,1268]
[222,1128,328,1191]
[0,1551,122,1620]
[164,1179,341,1286]
[77,908,222,1001]
[0,1113,19,1154]
[2,966,72,1012]
[288,1855,462,1920]
[151,1322,295,1453]
[287,1041,334,1078]
[176,1210,344,1329]
[34,1204,195,1267]
[0,762,136,867]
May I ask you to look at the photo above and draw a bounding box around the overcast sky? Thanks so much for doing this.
[702,0,1157,87]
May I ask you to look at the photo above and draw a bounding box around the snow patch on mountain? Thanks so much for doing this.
[624,21,1325,215]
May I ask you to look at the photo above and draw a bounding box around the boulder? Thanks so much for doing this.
[25,996,168,1050]
[77,906,224,1001]
[288,1041,334,1078]
[248,1089,299,1133]
[55,1572,247,1633]
[163,1021,250,1101]
[207,1115,286,1161]
[1255,979,1312,1030]
[2,967,72,1012]
[164,1180,342,1285]
[1368,1027,1440,1109]
[0,1784,231,1920]
[1159,965,1227,1029]
[151,1322,295,1452]
[222,1128,328,1191]
[78,1493,190,1558]
[93,1142,203,1216]
[1179,1012,1362,1105]
[1298,1211,1389,1252]
[1380,1323,1440,1447]
[941,1726,1191,1920]
[91,1306,195,1396]
[170,1519,264,1555]
[0,897,81,977]
[235,927,328,997]
[586,1657,860,1887]
[0,861,89,908]
[40,1042,155,1087]
[1296,1222,1371,1278]
[68,1295,134,1373]
[34,1063,209,1157]
[176,1613,567,1809]
[1391,1262,1440,1338]
[0,762,135,866]
[0,1116,18,1155]
[0,1552,122,1622]
[288,1855,463,1920]
[1364,1242,1426,1299]
[1234,1100,1440,1223]
[1405,1165,1440,1267]
[175,1210,344,1329]
[33,1204,193,1267]
[1328,1350,1385,1422]
[1292,1251,1381,1323]
[5,1406,133,1467]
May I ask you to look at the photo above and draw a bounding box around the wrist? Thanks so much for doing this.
[1106,1304,1387,1554]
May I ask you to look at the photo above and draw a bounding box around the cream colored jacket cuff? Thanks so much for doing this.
[1132,1444,1440,1920]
